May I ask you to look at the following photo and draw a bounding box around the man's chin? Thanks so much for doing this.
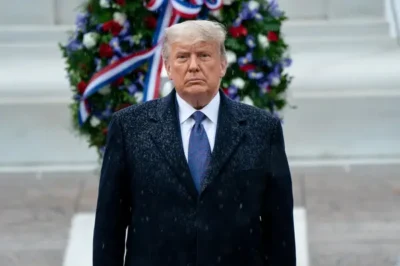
[180,86,215,108]
[184,85,209,95]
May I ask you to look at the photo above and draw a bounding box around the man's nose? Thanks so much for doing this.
[188,55,200,72]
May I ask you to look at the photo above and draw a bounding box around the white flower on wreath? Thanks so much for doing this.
[231,77,245,89]
[223,0,235,5]
[257,34,269,49]
[113,12,127,26]
[90,116,102,127]
[135,91,144,103]
[242,96,254,106]
[210,9,222,20]
[98,86,111,95]
[226,50,237,65]
[248,0,260,11]
[99,0,110,8]
[132,34,143,45]
[83,32,99,49]
[271,76,281,86]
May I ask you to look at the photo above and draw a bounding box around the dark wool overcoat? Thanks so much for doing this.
[93,89,296,266]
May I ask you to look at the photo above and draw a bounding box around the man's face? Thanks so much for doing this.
[165,40,227,108]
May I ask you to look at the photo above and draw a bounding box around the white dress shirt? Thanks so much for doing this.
[176,92,220,162]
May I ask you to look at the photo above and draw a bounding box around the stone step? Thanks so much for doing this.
[279,0,384,20]
[1,0,385,24]
[0,25,71,44]
[282,18,390,38]
[0,18,391,45]
[1,37,399,101]
[1,96,400,166]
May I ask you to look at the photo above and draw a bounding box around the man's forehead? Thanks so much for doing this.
[171,40,217,51]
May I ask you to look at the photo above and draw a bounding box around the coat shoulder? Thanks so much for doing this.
[232,100,279,128]
[111,98,161,123]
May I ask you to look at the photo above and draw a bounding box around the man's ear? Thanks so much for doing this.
[220,58,228,77]
[164,60,172,79]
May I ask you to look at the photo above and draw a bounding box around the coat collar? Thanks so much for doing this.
[149,89,247,197]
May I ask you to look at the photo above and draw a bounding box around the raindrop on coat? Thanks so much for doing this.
[239,203,243,209]
[102,242,105,249]
[259,216,262,221]
[219,204,224,209]
[249,228,253,234]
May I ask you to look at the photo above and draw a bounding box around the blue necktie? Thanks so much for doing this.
[188,111,211,192]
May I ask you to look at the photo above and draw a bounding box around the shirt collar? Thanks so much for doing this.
[176,91,220,124]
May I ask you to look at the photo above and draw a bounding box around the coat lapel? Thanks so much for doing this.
[148,90,198,198]
[200,91,246,195]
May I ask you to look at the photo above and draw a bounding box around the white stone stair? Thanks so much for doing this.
[283,18,390,39]
[1,17,400,165]
[0,18,392,44]
[0,25,72,44]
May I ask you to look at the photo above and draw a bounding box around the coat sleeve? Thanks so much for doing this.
[93,113,131,266]
[261,118,296,266]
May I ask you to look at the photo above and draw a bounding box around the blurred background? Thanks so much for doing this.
[0,0,399,265]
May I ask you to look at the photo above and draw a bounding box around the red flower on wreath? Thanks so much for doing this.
[79,63,88,71]
[228,25,248,38]
[240,64,256,72]
[102,20,123,36]
[99,43,114,58]
[116,103,131,111]
[112,76,125,86]
[144,16,157,29]
[267,32,279,42]
[77,81,88,94]
[115,0,126,6]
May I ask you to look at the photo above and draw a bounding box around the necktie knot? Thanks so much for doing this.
[192,111,207,125]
